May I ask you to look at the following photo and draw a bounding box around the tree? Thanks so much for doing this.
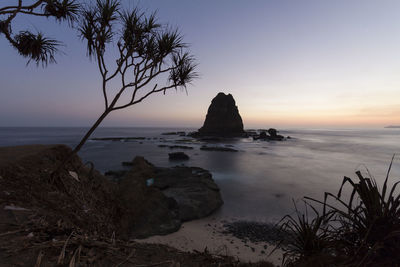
[0,0,79,66]
[70,0,197,156]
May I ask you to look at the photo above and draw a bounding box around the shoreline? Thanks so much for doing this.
[138,216,283,265]
[1,144,278,266]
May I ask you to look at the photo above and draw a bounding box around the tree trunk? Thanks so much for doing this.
[53,109,110,175]
[71,109,110,155]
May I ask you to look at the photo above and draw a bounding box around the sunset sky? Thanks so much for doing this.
[1,0,400,128]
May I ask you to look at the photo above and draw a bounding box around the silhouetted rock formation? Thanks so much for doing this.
[195,92,245,137]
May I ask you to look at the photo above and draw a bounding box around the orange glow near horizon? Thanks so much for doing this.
[241,105,400,128]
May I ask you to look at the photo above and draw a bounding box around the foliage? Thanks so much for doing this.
[0,0,80,66]
[14,31,60,65]
[273,201,335,266]
[276,156,400,266]
[66,0,197,156]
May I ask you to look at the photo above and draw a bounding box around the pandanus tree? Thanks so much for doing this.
[0,0,80,66]
[70,0,197,155]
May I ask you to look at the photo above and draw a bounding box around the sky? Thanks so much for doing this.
[1,0,400,128]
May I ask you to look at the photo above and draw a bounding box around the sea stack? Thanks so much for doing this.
[197,92,245,137]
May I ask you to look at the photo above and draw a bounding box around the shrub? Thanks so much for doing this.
[276,156,400,266]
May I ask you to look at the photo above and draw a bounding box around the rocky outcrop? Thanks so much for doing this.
[117,157,223,236]
[153,166,223,221]
[195,92,245,137]
[0,146,238,267]
[117,157,181,238]
[0,146,221,240]
[253,128,285,141]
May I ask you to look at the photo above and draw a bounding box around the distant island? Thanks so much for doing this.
[385,125,400,128]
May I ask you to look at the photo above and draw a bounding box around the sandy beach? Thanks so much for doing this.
[138,216,283,266]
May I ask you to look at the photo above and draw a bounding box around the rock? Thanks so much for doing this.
[104,169,127,179]
[168,152,190,160]
[117,157,181,238]
[245,130,258,137]
[158,145,194,150]
[259,131,268,139]
[200,146,238,152]
[161,131,186,136]
[91,137,145,141]
[199,137,222,142]
[118,156,223,231]
[253,128,285,141]
[196,92,245,137]
[162,132,178,135]
[268,128,284,141]
[153,167,223,221]
[267,128,277,137]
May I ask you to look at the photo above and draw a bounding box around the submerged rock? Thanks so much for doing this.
[168,152,190,160]
[161,131,186,136]
[91,136,145,141]
[158,144,194,150]
[200,146,238,152]
[194,92,245,137]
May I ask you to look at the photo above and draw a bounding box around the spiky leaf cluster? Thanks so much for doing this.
[43,0,80,24]
[0,0,80,66]
[170,52,198,87]
[14,31,59,66]
[79,0,120,57]
[79,0,197,89]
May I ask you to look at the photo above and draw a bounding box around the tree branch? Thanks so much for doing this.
[0,0,42,13]
[1,10,48,17]
[96,51,109,109]
[111,83,178,111]
[4,0,22,24]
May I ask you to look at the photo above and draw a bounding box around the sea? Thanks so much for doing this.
[1,127,399,222]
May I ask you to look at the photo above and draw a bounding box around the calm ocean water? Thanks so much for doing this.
[1,127,399,222]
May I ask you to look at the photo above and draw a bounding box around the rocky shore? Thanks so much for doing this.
[111,156,223,237]
[0,145,246,266]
